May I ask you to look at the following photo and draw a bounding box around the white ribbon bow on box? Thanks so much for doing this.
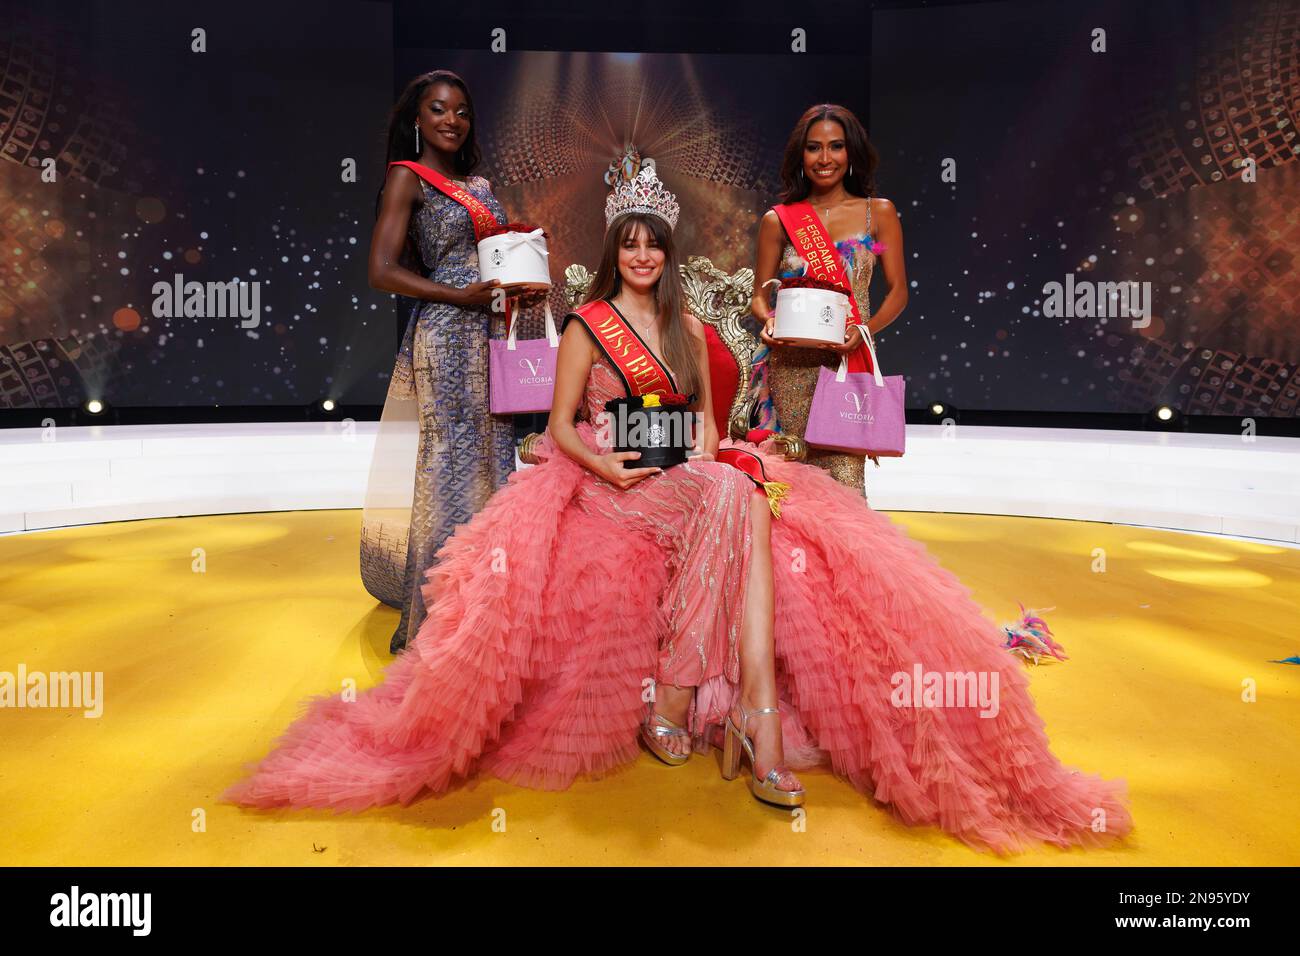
[495,228,550,262]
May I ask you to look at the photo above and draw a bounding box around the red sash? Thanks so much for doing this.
[571,301,792,516]
[772,201,874,374]
[389,160,499,241]
[565,300,677,397]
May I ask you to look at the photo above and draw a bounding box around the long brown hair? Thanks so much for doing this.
[779,103,879,204]
[582,213,702,403]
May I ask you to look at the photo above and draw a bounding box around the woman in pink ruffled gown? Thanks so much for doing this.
[225,168,1132,855]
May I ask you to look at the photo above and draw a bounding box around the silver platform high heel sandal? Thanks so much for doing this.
[721,702,806,807]
[640,711,692,766]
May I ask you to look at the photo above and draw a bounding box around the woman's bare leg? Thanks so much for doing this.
[734,489,801,791]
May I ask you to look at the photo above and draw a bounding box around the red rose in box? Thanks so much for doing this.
[767,275,851,347]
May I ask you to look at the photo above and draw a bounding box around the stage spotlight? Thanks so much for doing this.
[319,398,337,414]
[930,402,945,416]
[1146,404,1184,431]
[84,399,106,415]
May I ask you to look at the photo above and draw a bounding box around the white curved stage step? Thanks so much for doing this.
[0,422,1297,544]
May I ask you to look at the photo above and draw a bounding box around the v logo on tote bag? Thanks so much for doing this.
[803,325,906,457]
[489,299,558,415]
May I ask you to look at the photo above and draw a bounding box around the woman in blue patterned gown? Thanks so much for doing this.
[362,71,528,653]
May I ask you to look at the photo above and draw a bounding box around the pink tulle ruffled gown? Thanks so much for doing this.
[224,357,1133,855]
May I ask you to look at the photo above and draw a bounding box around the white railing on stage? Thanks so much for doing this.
[1,422,1297,544]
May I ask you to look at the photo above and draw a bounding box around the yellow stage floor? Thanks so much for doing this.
[1,509,1297,867]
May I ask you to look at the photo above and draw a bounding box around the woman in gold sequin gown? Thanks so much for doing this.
[750,104,910,495]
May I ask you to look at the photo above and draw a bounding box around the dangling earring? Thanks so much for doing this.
[849,164,854,177]
[413,121,421,155]
[799,167,805,180]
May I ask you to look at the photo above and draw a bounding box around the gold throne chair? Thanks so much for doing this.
[519,255,807,464]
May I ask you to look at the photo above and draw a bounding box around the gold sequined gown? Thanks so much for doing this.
[759,202,881,493]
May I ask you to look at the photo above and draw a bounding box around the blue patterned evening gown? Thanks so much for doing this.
[361,175,517,652]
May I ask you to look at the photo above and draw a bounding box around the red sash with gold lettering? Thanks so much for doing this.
[772,201,874,374]
[389,161,499,241]
[570,300,794,515]
[564,300,677,397]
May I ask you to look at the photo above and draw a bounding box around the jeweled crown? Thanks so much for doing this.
[604,165,680,231]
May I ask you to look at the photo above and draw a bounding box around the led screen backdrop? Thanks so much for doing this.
[396,47,867,327]
[0,0,394,409]
[2,0,1297,418]
[871,0,1300,416]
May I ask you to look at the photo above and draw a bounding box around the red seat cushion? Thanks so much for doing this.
[703,324,740,438]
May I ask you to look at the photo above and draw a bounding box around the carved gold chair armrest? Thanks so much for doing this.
[768,432,807,461]
[518,431,547,465]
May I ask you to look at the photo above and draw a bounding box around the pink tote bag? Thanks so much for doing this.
[803,326,906,457]
[489,301,558,414]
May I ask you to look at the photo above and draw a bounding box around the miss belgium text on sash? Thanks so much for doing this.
[564,299,791,516]
[563,299,677,397]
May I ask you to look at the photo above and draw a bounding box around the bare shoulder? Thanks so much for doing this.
[870,196,900,221]
[561,312,601,361]
[385,162,417,185]
[383,163,423,201]
[561,311,592,340]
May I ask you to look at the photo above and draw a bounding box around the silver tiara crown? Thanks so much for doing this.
[604,165,680,231]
